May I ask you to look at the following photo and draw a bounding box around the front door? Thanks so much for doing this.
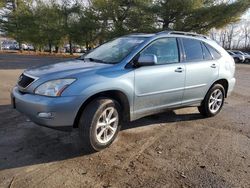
[133,38,185,117]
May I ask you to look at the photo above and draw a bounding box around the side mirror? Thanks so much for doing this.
[137,54,157,66]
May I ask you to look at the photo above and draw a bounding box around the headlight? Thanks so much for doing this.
[34,79,76,96]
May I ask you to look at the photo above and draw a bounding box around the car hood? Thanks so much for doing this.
[25,59,112,77]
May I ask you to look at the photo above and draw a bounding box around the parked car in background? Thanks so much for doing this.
[22,44,35,51]
[65,44,86,53]
[231,50,250,63]
[12,31,236,152]
[242,52,250,63]
[227,50,245,63]
[1,40,19,50]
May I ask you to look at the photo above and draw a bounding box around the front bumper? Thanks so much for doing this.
[11,86,82,127]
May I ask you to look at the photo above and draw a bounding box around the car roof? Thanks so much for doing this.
[125,34,155,38]
[126,30,210,39]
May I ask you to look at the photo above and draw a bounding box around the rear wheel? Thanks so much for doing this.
[198,84,225,117]
[78,98,121,152]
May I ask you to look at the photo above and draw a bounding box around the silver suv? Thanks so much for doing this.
[12,31,236,151]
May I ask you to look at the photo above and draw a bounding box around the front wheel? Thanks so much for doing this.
[198,84,225,117]
[78,98,121,152]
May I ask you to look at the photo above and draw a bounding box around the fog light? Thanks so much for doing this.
[38,112,53,119]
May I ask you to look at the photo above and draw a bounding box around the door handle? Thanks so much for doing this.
[211,64,216,68]
[175,67,184,73]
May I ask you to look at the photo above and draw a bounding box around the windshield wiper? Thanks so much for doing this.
[78,57,114,64]
[76,56,85,61]
[87,58,108,64]
[86,57,106,63]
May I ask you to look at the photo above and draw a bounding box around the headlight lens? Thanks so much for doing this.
[34,79,76,96]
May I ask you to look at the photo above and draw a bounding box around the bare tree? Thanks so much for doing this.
[243,21,250,49]
[225,25,236,49]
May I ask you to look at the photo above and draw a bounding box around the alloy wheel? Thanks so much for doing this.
[209,89,223,113]
[95,107,119,144]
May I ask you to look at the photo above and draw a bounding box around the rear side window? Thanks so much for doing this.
[204,43,221,59]
[182,38,203,61]
[201,43,213,60]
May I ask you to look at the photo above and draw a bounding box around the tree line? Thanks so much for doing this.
[0,0,249,54]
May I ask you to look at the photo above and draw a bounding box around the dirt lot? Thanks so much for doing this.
[0,53,249,188]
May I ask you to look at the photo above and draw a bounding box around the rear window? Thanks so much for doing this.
[182,38,203,61]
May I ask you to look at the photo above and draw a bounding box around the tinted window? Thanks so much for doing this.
[202,43,213,60]
[182,38,203,61]
[140,38,179,64]
[204,43,221,59]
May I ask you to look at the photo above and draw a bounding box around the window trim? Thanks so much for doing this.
[129,37,181,67]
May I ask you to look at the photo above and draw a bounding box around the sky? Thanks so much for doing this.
[242,10,250,21]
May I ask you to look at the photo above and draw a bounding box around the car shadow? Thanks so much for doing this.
[122,110,204,131]
[0,104,205,171]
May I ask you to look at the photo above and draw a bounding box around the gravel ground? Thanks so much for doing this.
[0,53,249,188]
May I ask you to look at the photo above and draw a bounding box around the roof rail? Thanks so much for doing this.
[157,30,209,39]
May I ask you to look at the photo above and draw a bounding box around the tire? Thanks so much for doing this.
[198,84,225,117]
[78,98,121,152]
[234,57,240,63]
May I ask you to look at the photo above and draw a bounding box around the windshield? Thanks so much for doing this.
[82,37,147,64]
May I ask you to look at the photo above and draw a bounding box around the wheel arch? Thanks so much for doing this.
[210,79,229,98]
[73,90,131,128]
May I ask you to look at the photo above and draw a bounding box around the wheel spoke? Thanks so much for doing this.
[102,110,107,120]
[209,100,214,108]
[109,117,117,124]
[107,108,114,120]
[215,91,222,99]
[97,127,106,139]
[104,129,108,141]
[108,125,116,133]
[212,102,217,110]
[210,96,215,100]
[96,122,106,129]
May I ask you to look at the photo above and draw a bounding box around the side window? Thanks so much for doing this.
[201,43,213,60]
[204,43,221,59]
[140,38,179,64]
[182,38,203,61]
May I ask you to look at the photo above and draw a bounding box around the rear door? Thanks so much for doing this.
[181,38,220,104]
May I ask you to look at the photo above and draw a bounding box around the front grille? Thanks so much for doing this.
[18,74,35,88]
